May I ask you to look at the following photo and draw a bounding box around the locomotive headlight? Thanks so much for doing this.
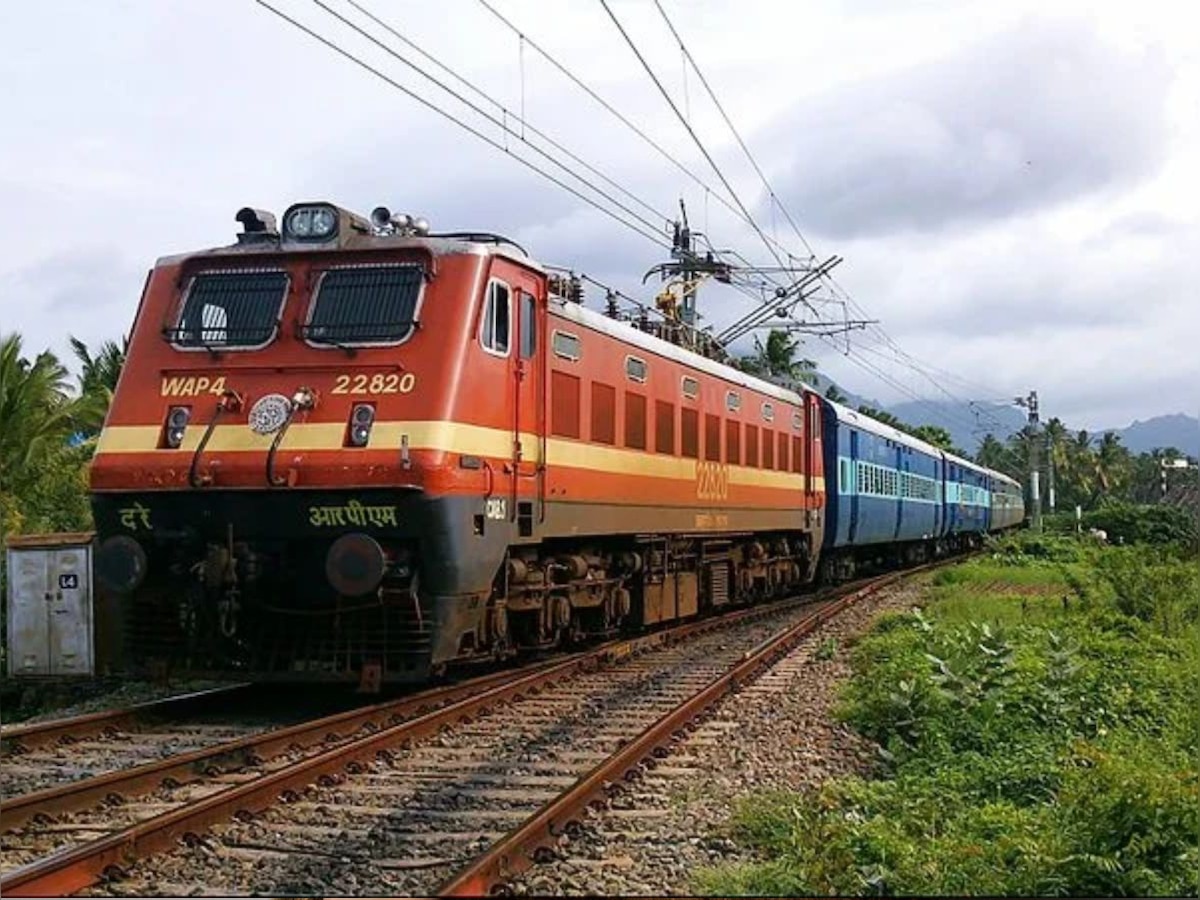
[164,405,191,448]
[283,204,339,242]
[348,403,375,447]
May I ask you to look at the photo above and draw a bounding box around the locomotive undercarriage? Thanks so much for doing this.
[94,491,817,684]
[459,532,815,662]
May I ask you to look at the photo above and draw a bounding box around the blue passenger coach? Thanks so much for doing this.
[819,400,946,580]
[818,397,1024,581]
[943,452,991,536]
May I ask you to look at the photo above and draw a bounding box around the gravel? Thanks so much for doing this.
[506,578,929,896]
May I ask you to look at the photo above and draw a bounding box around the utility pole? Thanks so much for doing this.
[1015,391,1041,531]
[1046,429,1056,513]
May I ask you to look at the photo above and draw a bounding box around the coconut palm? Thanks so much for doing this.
[739,330,817,387]
[0,334,74,490]
[69,335,126,435]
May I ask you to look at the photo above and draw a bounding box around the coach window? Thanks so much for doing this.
[745,424,759,468]
[519,292,536,359]
[655,400,675,454]
[481,280,511,356]
[681,408,699,459]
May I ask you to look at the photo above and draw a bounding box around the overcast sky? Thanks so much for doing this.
[1,0,1196,433]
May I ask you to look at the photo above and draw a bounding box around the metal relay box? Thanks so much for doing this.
[6,533,95,676]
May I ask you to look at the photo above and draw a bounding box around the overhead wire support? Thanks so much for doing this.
[252,0,672,250]
[597,0,791,275]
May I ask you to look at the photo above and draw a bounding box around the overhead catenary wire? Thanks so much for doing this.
[650,0,816,263]
[251,0,671,250]
[259,0,1017,444]
[596,0,792,277]
[306,0,672,243]
[473,0,808,269]
[339,0,675,234]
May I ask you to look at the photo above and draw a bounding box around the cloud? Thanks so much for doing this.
[765,18,1171,238]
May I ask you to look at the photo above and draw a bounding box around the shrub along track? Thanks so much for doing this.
[0,564,940,898]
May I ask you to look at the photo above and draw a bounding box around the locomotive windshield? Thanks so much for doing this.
[168,270,288,349]
[302,264,423,346]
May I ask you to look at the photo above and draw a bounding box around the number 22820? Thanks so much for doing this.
[331,372,417,395]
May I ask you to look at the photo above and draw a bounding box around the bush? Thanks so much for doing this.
[1083,500,1197,547]
[697,547,1200,897]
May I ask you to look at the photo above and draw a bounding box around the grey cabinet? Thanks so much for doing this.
[6,537,94,676]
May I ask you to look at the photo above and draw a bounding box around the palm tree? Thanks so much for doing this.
[69,336,126,436]
[824,383,847,404]
[0,334,74,491]
[739,330,817,387]
[975,433,1007,470]
[1093,431,1131,500]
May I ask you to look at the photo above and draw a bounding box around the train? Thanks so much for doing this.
[89,201,1024,686]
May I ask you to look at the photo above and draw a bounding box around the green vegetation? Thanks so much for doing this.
[697,533,1199,897]
[0,332,124,630]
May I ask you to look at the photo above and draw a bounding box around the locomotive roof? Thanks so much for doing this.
[156,233,541,271]
[553,297,812,407]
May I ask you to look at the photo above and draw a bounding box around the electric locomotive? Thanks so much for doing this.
[91,202,828,684]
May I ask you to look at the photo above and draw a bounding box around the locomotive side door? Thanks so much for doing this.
[508,271,545,536]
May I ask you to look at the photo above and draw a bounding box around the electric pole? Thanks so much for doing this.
[1015,391,1041,531]
[1046,429,1056,513]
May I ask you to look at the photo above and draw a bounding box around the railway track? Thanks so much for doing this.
[0,565,935,897]
[0,685,269,800]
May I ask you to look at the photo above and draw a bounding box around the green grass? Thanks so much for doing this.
[695,534,1200,897]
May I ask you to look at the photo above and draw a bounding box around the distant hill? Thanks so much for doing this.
[803,375,1197,459]
[1106,414,1200,455]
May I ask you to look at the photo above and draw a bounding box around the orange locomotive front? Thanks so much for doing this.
[90,202,824,683]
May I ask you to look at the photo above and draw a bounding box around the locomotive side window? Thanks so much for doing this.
[655,401,675,454]
[170,269,288,349]
[552,330,581,361]
[625,356,647,383]
[481,280,511,355]
[304,264,423,346]
[681,376,699,400]
[519,292,537,359]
